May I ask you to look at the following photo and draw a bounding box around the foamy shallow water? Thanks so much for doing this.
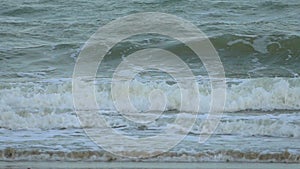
[1,111,299,162]
[1,77,299,162]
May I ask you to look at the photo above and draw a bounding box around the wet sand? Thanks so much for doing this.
[0,162,299,169]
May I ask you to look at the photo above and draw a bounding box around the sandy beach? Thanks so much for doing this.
[0,162,299,169]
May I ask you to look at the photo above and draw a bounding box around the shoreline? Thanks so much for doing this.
[0,161,299,169]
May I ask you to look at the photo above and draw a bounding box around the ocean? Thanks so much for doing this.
[0,0,300,164]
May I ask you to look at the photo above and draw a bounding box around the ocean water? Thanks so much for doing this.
[1,0,300,163]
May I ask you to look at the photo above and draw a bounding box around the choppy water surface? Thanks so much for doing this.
[0,0,299,162]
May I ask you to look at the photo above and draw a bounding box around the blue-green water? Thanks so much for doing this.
[0,0,299,162]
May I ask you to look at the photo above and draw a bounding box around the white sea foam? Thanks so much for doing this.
[192,113,300,138]
[0,77,300,131]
